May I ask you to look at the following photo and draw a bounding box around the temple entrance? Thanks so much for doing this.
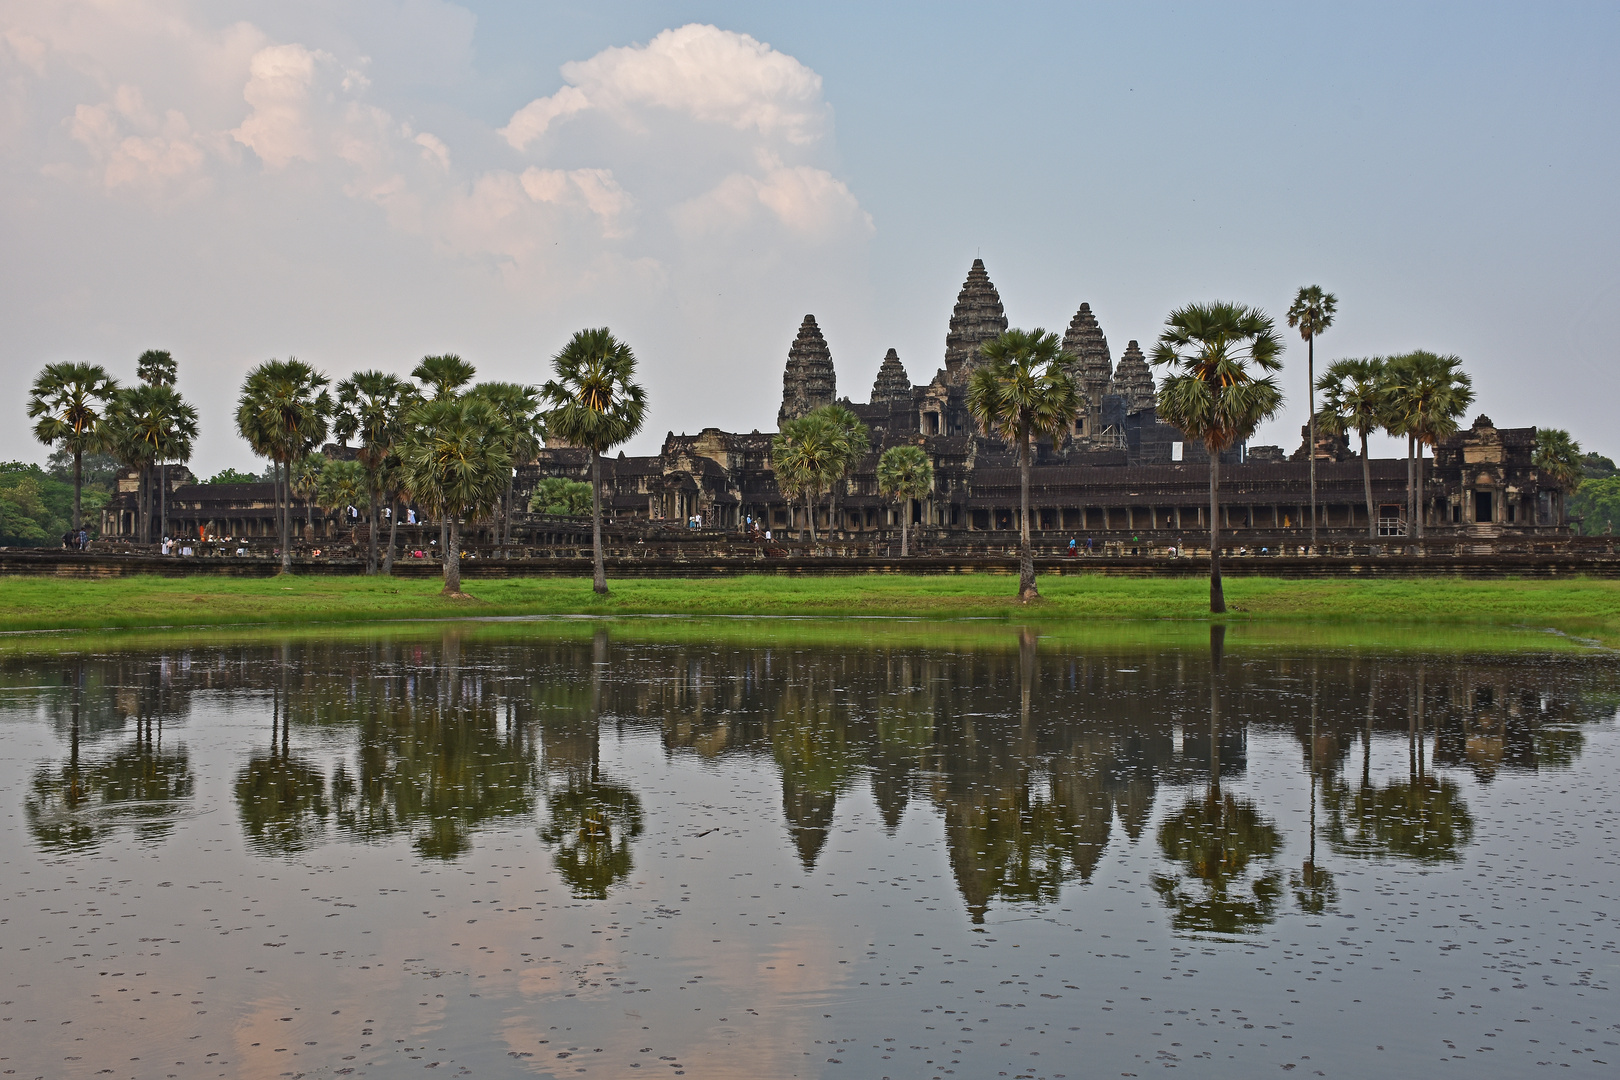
[1474,490,1493,524]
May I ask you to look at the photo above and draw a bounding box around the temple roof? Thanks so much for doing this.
[870,348,912,404]
[778,314,836,426]
[943,258,1008,383]
[1109,340,1156,413]
[1061,302,1114,400]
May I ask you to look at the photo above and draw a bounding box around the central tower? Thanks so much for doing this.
[942,258,1008,384]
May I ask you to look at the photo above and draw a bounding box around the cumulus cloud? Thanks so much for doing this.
[501,25,827,151]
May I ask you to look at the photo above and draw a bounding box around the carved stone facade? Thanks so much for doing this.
[941,258,1008,385]
[778,315,836,427]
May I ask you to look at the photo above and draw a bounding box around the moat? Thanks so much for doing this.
[3,623,1617,1078]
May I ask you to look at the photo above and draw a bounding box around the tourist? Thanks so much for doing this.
[161,535,172,556]
[1068,538,1077,556]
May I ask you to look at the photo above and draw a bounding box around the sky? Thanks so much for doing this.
[4,0,1617,474]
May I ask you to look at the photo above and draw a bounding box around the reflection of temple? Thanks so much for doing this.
[7,635,1615,922]
[525,260,1570,540]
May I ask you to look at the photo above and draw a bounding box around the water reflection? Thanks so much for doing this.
[5,628,1616,926]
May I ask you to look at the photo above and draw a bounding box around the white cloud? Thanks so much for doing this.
[233,43,325,168]
[502,25,827,150]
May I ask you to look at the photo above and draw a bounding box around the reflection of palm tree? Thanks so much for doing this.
[1323,775,1474,863]
[1293,670,1337,914]
[1154,625,1285,935]
[235,750,330,856]
[539,779,644,899]
[1153,792,1284,935]
[26,714,194,853]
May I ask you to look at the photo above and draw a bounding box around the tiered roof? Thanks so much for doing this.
[1109,339,1157,413]
[1061,302,1114,402]
[870,348,912,404]
[778,314,836,426]
[943,259,1008,382]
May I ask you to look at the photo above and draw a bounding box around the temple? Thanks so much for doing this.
[101,258,1574,547]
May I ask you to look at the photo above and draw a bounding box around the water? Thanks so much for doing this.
[2,623,1618,1079]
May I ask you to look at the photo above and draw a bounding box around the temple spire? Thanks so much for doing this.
[778,315,836,427]
[870,348,911,405]
[943,258,1008,384]
[1109,340,1156,414]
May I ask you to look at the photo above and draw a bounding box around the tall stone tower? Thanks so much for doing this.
[1109,340,1157,414]
[778,315,836,428]
[1061,302,1114,439]
[943,258,1008,384]
[870,348,911,405]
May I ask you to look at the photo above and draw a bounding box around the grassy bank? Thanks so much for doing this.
[0,572,1617,645]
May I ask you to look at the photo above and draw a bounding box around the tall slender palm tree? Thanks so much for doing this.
[133,351,191,539]
[235,359,333,572]
[816,403,870,536]
[541,328,648,595]
[468,381,546,550]
[1533,428,1583,526]
[27,362,118,531]
[1151,302,1285,614]
[772,412,840,543]
[101,384,198,543]
[1385,352,1473,537]
[876,444,933,557]
[397,396,513,595]
[1315,357,1390,542]
[1287,287,1337,549]
[412,354,477,400]
[334,371,416,574]
[967,328,1080,602]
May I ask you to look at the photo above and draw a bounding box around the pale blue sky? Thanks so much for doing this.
[4,1,1616,470]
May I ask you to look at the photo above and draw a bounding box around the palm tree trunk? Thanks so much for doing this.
[1415,443,1426,538]
[278,460,292,574]
[72,448,83,532]
[1361,429,1377,542]
[1405,434,1415,539]
[591,450,608,595]
[807,490,818,544]
[1308,334,1317,550]
[384,499,399,575]
[444,516,462,594]
[366,484,380,575]
[900,500,910,557]
[138,466,150,544]
[1209,449,1226,614]
[160,461,167,542]
[1017,420,1037,601]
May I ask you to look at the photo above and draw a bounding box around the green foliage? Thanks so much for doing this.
[1580,452,1616,479]
[1384,351,1474,447]
[315,458,370,513]
[0,461,107,545]
[876,444,932,502]
[1151,303,1285,453]
[47,449,120,489]
[529,476,593,516]
[1286,286,1338,343]
[772,404,871,541]
[1570,475,1620,535]
[203,468,261,485]
[1533,428,1584,492]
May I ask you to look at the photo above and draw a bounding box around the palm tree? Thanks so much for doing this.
[135,349,177,387]
[1287,287,1338,549]
[1151,302,1285,614]
[315,458,369,535]
[772,412,838,542]
[1385,352,1473,537]
[412,353,477,400]
[540,328,648,595]
[468,381,545,551]
[398,395,513,595]
[1533,428,1583,526]
[101,383,198,543]
[132,352,195,540]
[334,371,416,574]
[235,359,333,572]
[876,444,933,556]
[816,403,870,535]
[1315,357,1390,542]
[967,328,1081,602]
[27,362,118,531]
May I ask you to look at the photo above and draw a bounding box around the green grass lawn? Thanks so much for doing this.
[0,571,1617,648]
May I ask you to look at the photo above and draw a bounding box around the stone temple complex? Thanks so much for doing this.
[99,258,1574,548]
[509,257,1570,544]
